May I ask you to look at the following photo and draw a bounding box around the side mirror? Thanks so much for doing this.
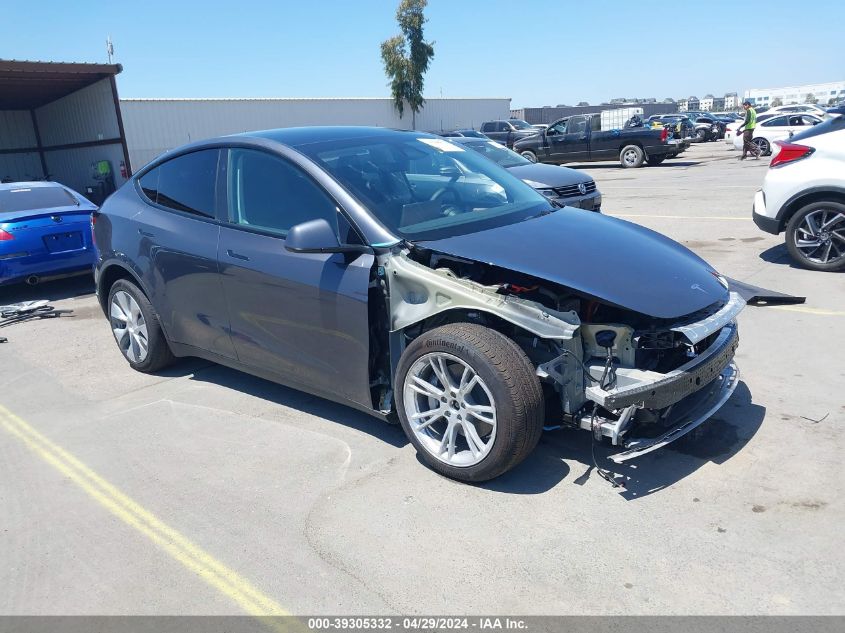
[285,218,371,254]
[546,128,557,136]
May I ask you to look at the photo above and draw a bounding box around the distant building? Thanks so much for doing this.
[662,97,676,104]
[745,81,845,107]
[723,92,739,110]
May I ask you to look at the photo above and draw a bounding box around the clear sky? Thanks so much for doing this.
[2,0,843,107]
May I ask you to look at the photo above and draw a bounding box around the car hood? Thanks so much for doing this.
[506,163,591,189]
[417,210,729,319]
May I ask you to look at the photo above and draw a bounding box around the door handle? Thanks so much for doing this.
[226,249,250,261]
[138,228,155,237]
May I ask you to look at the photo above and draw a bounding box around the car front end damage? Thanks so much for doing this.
[377,248,747,462]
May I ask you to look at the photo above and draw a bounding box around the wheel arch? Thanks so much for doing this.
[775,187,845,232]
[96,261,151,315]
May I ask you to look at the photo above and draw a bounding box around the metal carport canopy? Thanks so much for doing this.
[0,59,131,178]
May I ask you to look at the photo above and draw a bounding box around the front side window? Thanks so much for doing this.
[480,122,495,133]
[139,149,219,218]
[226,148,339,237]
[566,116,587,134]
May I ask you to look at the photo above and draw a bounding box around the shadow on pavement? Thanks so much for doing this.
[759,243,797,267]
[0,274,95,304]
[482,381,764,498]
[181,361,409,448]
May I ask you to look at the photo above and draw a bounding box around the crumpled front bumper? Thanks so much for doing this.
[607,361,740,463]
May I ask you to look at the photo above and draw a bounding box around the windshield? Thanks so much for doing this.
[300,134,552,241]
[0,186,79,212]
[461,140,529,168]
[509,119,534,130]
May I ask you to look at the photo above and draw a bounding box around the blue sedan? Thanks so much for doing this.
[0,181,97,285]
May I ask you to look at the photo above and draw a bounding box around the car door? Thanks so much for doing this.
[786,114,821,138]
[135,149,236,359]
[545,116,589,163]
[480,122,504,143]
[217,146,374,407]
[758,115,790,143]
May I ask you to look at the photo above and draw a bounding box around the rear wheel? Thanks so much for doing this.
[785,201,845,272]
[108,279,174,372]
[753,137,770,156]
[520,150,538,163]
[395,324,544,482]
[620,145,645,168]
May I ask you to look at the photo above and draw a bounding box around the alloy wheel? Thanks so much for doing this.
[403,352,497,467]
[110,290,149,363]
[794,209,845,265]
[622,149,638,166]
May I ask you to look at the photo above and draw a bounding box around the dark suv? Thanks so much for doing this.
[479,119,539,148]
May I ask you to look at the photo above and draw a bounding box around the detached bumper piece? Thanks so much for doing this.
[608,362,739,463]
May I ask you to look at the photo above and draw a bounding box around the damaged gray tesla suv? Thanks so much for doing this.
[94,127,771,482]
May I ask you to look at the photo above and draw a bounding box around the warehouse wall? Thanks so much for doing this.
[512,103,679,124]
[1,79,128,192]
[0,110,39,182]
[35,78,120,146]
[120,98,511,169]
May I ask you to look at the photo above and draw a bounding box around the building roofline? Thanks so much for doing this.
[119,96,511,102]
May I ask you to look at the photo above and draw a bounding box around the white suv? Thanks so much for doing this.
[752,115,845,271]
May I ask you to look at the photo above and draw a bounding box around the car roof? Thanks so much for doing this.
[241,126,427,148]
[0,180,67,191]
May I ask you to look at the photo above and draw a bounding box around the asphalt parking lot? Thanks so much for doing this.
[1,141,843,616]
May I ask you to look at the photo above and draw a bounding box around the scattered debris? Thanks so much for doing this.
[0,300,73,328]
[800,412,829,424]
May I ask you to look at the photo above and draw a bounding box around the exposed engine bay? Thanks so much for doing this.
[371,245,746,463]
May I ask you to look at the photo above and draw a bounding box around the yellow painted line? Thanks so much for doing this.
[768,305,845,317]
[0,404,292,620]
[608,214,752,221]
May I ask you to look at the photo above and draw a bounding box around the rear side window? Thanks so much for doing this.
[762,116,788,127]
[226,148,339,237]
[138,149,219,218]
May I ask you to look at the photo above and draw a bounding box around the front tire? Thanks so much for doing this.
[753,137,770,156]
[620,145,645,168]
[785,201,845,272]
[108,279,174,372]
[520,150,538,163]
[395,323,544,482]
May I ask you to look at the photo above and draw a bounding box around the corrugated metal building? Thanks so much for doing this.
[120,97,511,170]
[0,60,130,198]
[512,102,678,124]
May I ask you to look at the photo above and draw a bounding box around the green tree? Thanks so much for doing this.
[805,93,818,104]
[380,0,435,129]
